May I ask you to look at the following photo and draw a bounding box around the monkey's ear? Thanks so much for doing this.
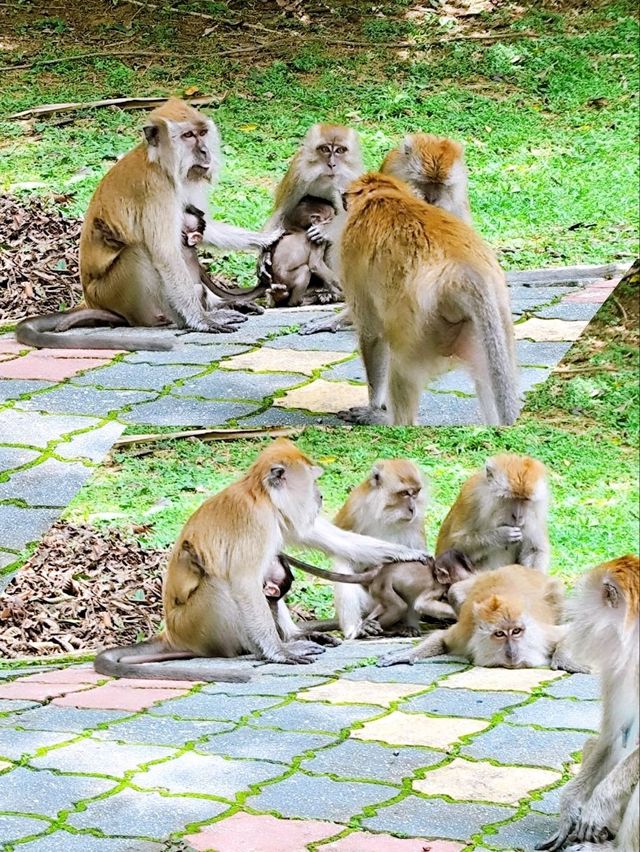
[268,464,286,487]
[484,459,498,480]
[433,560,451,584]
[402,136,413,156]
[370,463,384,487]
[603,579,620,608]
[143,123,160,146]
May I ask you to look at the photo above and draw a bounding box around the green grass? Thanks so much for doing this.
[0,1,637,287]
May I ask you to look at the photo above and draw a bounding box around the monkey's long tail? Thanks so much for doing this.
[94,641,251,683]
[461,268,519,425]
[280,553,379,584]
[16,311,173,352]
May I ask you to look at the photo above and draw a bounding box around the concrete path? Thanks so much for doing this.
[0,643,599,851]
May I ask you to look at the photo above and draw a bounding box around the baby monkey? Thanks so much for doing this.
[268,196,341,307]
[282,549,475,637]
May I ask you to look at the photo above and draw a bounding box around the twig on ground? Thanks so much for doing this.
[554,365,618,375]
[612,296,628,323]
[114,426,299,447]
[1,50,176,74]
[8,95,219,120]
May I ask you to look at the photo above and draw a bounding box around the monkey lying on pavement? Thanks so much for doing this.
[280,549,476,637]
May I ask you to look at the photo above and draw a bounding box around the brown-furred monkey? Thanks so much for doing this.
[16,99,280,352]
[538,555,639,852]
[93,439,428,682]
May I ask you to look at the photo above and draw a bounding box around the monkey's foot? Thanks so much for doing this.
[198,309,247,333]
[224,299,265,315]
[550,650,591,675]
[315,290,341,305]
[299,314,350,335]
[392,625,422,638]
[536,818,580,851]
[303,631,342,647]
[337,406,389,425]
[359,618,384,637]
[377,650,415,668]
[565,844,615,851]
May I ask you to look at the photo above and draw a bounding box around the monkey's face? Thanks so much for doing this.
[266,459,323,530]
[302,125,363,188]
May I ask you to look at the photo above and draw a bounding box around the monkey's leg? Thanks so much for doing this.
[416,597,457,623]
[273,599,339,648]
[377,630,449,667]
[338,334,390,425]
[287,267,313,307]
[550,627,591,674]
[299,307,353,335]
[387,358,423,426]
[363,591,409,635]
[572,749,639,845]
[307,251,342,302]
[448,577,475,615]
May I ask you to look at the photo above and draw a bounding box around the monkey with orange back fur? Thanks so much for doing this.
[93,439,428,683]
[538,555,639,852]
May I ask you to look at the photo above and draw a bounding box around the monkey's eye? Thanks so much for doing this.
[198,128,208,137]
[182,131,195,140]
[336,146,347,154]
[494,630,505,638]
[318,144,331,154]
[512,627,523,636]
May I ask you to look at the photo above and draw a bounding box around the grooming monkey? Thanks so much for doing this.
[538,555,639,852]
[437,454,550,612]
[378,564,584,672]
[94,439,428,682]
[335,173,518,426]
[326,460,428,639]
[282,549,476,637]
[300,132,472,336]
[268,196,341,307]
[259,124,362,302]
[16,99,280,352]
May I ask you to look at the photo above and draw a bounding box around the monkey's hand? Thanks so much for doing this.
[258,228,286,250]
[303,631,342,647]
[337,406,390,426]
[307,223,330,244]
[281,639,326,664]
[536,809,582,851]
[569,784,616,846]
[359,617,384,637]
[377,648,417,667]
[496,525,523,545]
[299,312,350,335]
[224,299,265,316]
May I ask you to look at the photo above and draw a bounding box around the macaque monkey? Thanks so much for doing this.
[380,133,472,224]
[538,555,639,852]
[268,197,341,307]
[300,133,472,336]
[437,454,550,613]
[16,99,280,352]
[378,564,584,672]
[94,439,428,682]
[283,549,475,637]
[326,460,428,639]
[259,124,362,298]
[334,173,518,426]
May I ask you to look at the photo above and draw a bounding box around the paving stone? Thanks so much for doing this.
[299,679,426,707]
[0,379,55,403]
[0,765,114,815]
[96,716,232,746]
[507,697,601,731]
[30,737,172,776]
[0,813,50,844]
[0,458,92,506]
[124,343,250,365]
[5,705,128,733]
[73,362,203,390]
[53,683,189,711]
[0,699,40,713]
[20,833,162,852]
[417,393,483,426]
[201,673,331,697]
[251,700,382,733]
[322,833,464,852]
[401,687,526,718]
[0,410,99,448]
[362,795,514,841]
[274,379,369,413]
[16,667,103,686]
[516,340,573,367]
[174,369,304,401]
[0,338,31,355]
[321,358,366,382]
[135,750,283,796]
[55,422,125,461]
[514,318,588,342]
[429,371,476,395]
[224,346,348,375]
[67,787,227,838]
[0,353,111,381]
[265,330,358,352]
[148,691,280,721]
[442,667,564,692]
[484,811,560,850]
[197,725,334,762]
[0,675,84,703]
[518,366,551,393]
[256,656,370,676]
[236,407,342,427]
[246,771,398,822]
[185,812,339,852]
[413,757,560,804]
[544,674,600,700]
[352,710,487,749]
[0,445,40,472]
[530,783,564,814]
[121,396,258,425]
[461,723,586,769]
[343,661,465,685]
[35,348,124,359]
[301,737,443,782]
[18,385,157,417]
[535,301,602,321]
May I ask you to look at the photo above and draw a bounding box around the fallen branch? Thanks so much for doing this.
[8,95,220,121]
[114,426,299,447]
[507,264,625,286]
[1,50,175,74]
[554,365,618,375]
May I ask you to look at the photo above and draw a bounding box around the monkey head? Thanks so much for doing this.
[255,438,324,532]
[380,134,467,206]
[483,454,548,525]
[143,98,221,183]
[471,594,530,668]
[368,459,426,525]
[433,549,476,587]
[263,556,294,601]
[300,124,363,189]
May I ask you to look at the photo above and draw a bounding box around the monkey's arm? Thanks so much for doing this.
[377,629,450,667]
[518,524,550,572]
[203,220,283,252]
[550,627,591,674]
[416,598,457,622]
[299,307,352,336]
[302,517,427,566]
[273,599,341,647]
[572,747,639,844]
[446,525,523,564]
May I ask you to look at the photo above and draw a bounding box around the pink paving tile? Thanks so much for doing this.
[53,683,189,711]
[185,813,340,852]
[0,682,90,701]
[19,667,106,686]
[0,353,110,381]
[0,339,32,355]
[563,292,611,303]
[36,348,123,359]
[322,833,464,852]
[113,677,202,689]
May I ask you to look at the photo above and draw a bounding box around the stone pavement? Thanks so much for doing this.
[0,642,600,851]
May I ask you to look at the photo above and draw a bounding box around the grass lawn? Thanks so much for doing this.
[0,0,638,290]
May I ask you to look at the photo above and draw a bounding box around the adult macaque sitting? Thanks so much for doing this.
[94,439,428,682]
[16,99,281,352]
